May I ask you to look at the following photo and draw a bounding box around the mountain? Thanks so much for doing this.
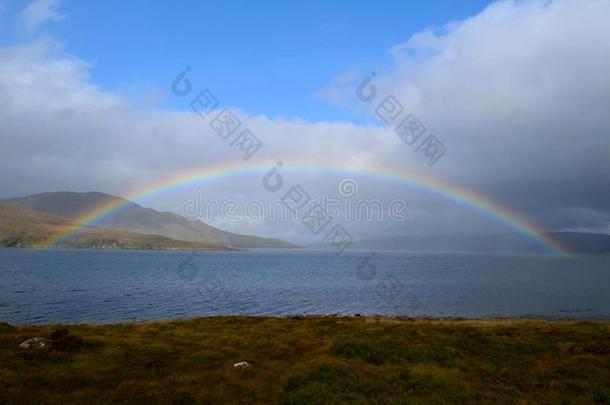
[2,192,298,249]
[0,203,236,250]
[550,232,610,254]
[316,232,610,255]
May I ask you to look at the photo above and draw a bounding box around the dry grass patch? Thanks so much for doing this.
[0,316,608,404]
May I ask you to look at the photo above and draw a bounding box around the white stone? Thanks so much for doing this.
[18,337,47,350]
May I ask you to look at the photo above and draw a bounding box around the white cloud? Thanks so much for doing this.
[21,0,66,32]
[1,0,609,241]
[323,0,610,230]
[0,38,407,241]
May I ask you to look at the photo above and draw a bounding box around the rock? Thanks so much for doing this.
[233,361,250,369]
[18,337,48,350]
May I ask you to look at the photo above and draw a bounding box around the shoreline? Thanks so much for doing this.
[5,314,610,326]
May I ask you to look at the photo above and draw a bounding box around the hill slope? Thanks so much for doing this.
[3,192,297,249]
[0,203,236,250]
[319,232,610,254]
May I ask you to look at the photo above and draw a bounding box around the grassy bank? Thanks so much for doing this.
[1,316,609,404]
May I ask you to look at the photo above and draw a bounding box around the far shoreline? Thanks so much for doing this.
[5,314,610,326]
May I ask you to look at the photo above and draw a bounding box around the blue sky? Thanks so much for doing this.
[2,0,493,121]
[3,0,609,238]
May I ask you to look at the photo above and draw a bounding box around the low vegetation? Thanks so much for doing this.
[0,316,609,404]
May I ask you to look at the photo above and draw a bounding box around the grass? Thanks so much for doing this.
[0,316,609,404]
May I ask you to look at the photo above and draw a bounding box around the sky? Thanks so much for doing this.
[0,0,609,243]
[0,0,494,122]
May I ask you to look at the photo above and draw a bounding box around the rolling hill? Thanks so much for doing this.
[328,232,610,254]
[1,192,298,250]
[0,202,237,250]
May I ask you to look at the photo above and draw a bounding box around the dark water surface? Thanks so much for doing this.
[0,248,608,324]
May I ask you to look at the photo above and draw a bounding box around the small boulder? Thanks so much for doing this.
[18,337,48,350]
[233,361,250,369]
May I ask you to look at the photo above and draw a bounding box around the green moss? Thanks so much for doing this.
[0,317,608,404]
[330,339,418,365]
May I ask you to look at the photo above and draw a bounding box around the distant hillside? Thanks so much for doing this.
[550,232,610,254]
[3,192,298,249]
[0,203,236,250]
[316,232,610,254]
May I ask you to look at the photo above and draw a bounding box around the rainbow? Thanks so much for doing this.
[42,160,571,255]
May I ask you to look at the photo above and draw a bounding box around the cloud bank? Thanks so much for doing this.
[0,0,609,241]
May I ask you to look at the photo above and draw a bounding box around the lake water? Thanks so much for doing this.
[0,248,609,324]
